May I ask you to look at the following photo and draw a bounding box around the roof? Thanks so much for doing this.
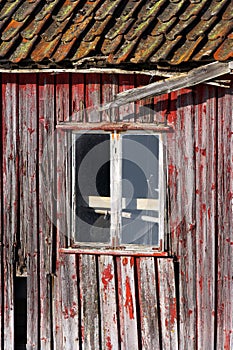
[0,0,232,70]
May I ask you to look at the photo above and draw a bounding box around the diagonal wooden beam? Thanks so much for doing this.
[101,61,232,110]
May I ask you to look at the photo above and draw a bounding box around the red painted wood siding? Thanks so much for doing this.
[0,73,232,349]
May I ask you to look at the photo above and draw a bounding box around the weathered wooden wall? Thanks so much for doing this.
[0,73,232,349]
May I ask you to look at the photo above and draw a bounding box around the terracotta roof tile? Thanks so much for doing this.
[10,36,38,62]
[0,0,232,69]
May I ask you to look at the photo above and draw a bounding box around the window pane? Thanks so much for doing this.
[121,134,160,245]
[75,133,110,243]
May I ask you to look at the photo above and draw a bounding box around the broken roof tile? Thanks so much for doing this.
[101,35,123,55]
[71,37,100,61]
[151,17,177,37]
[166,16,196,40]
[62,16,93,42]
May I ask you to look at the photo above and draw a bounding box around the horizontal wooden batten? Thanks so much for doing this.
[56,122,174,132]
[59,248,169,257]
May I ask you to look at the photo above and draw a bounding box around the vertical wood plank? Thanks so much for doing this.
[101,74,119,122]
[38,73,55,348]
[168,89,196,349]
[194,85,216,349]
[80,254,100,349]
[19,74,39,348]
[98,255,119,350]
[71,74,85,122]
[135,75,152,123]
[118,75,135,122]
[60,253,79,349]
[157,258,178,350]
[2,73,18,349]
[56,73,70,122]
[137,257,160,350]
[216,86,233,350]
[85,74,101,122]
[117,256,138,349]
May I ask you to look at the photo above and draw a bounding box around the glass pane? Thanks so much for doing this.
[121,134,160,245]
[75,133,110,243]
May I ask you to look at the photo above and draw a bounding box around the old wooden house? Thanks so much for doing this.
[0,0,232,349]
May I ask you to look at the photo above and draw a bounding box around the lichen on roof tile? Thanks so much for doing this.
[35,0,61,21]
[52,37,76,61]
[0,34,19,57]
[179,0,209,21]
[31,34,61,61]
[208,20,232,40]
[214,36,233,60]
[158,0,186,22]
[21,14,50,40]
[150,35,182,62]
[222,2,233,19]
[54,0,81,22]
[193,37,223,60]
[170,36,203,64]
[151,17,177,37]
[0,0,22,21]
[71,37,99,61]
[1,18,27,41]
[10,36,37,62]
[201,0,229,20]
[166,16,196,40]
[187,17,218,41]
[130,34,164,63]
[73,0,102,23]
[95,0,123,21]
[12,0,41,22]
[83,16,112,42]
[62,16,93,42]
[42,17,71,41]
[101,34,123,55]
[105,19,134,40]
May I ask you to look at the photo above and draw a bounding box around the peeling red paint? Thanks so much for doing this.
[130,257,134,267]
[106,336,112,350]
[122,257,128,266]
[102,264,113,290]
[124,276,134,320]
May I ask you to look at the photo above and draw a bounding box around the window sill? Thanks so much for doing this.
[59,247,169,257]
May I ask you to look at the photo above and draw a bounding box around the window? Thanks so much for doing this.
[71,131,165,249]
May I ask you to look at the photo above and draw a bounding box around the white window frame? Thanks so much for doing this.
[71,130,165,251]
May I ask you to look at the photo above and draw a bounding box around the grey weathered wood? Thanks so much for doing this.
[38,73,55,348]
[80,254,100,349]
[158,258,178,350]
[60,254,79,349]
[216,85,233,350]
[117,256,138,349]
[2,74,18,349]
[194,85,216,349]
[137,257,160,349]
[98,255,119,350]
[102,62,231,109]
[18,74,39,348]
